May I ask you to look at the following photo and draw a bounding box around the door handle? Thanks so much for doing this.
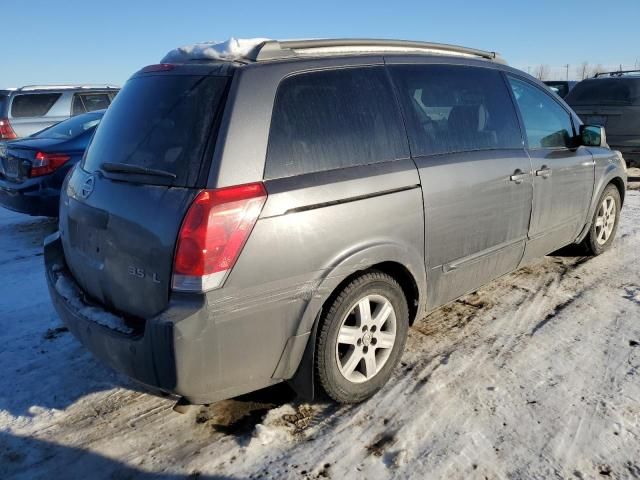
[509,170,529,184]
[535,166,552,179]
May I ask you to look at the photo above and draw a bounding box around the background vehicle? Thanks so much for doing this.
[0,85,118,139]
[0,110,104,216]
[565,71,640,167]
[44,39,627,407]
[544,80,577,98]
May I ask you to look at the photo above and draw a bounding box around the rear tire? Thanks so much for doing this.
[315,271,409,403]
[582,184,621,256]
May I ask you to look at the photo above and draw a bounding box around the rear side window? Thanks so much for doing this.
[265,67,407,179]
[73,93,111,115]
[80,93,111,112]
[11,93,62,118]
[83,74,228,187]
[389,65,522,157]
[508,76,575,149]
[72,95,86,115]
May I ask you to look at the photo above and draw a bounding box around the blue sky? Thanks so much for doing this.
[3,0,639,87]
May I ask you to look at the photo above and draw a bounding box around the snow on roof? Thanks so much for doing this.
[161,37,270,63]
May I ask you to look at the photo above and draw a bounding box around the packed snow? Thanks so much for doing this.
[54,275,133,335]
[0,172,639,479]
[161,37,270,63]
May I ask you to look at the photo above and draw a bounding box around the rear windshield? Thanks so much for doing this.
[565,78,640,106]
[0,95,6,115]
[83,74,228,187]
[33,111,103,139]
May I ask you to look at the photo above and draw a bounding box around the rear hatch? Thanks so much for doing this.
[60,64,232,319]
[566,78,640,139]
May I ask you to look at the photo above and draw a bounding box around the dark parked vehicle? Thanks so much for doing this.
[544,80,577,98]
[0,85,117,139]
[0,110,104,216]
[566,71,640,167]
[45,39,627,406]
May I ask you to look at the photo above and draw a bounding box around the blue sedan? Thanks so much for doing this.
[0,110,104,217]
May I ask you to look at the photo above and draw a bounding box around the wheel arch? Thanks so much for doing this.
[301,242,426,336]
[284,242,426,399]
[576,169,627,244]
[610,176,625,205]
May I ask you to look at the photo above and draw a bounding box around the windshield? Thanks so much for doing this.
[565,78,640,106]
[0,95,7,115]
[82,74,229,187]
[33,111,103,139]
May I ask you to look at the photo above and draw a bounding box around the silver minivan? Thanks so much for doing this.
[45,39,627,405]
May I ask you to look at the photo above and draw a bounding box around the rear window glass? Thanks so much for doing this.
[266,67,407,179]
[11,93,62,117]
[72,95,86,115]
[83,74,228,187]
[33,111,102,139]
[565,78,640,106]
[389,65,523,157]
[0,95,6,115]
[80,93,111,112]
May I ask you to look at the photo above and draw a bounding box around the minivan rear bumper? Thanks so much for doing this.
[44,232,284,404]
[45,230,284,404]
[44,231,178,392]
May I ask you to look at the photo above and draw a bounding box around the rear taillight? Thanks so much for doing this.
[30,151,71,177]
[0,118,17,139]
[172,182,267,292]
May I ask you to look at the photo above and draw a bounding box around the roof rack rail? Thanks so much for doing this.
[17,84,119,91]
[250,39,503,63]
[594,69,640,78]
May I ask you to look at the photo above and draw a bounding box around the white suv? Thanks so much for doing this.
[0,84,118,139]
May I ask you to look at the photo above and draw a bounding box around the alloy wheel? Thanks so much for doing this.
[595,195,616,246]
[335,294,397,383]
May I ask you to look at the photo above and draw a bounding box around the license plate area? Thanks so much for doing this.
[0,155,21,178]
[68,218,105,260]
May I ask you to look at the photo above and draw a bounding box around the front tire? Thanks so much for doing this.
[315,271,409,403]
[582,184,621,255]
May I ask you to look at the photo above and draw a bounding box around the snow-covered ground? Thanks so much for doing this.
[1,176,639,480]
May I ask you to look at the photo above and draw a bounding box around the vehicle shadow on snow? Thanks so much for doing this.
[0,214,57,263]
[0,431,236,480]
[0,337,158,418]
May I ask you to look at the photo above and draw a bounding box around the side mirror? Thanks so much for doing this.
[580,124,607,147]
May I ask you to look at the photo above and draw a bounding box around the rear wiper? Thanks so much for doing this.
[100,162,177,179]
